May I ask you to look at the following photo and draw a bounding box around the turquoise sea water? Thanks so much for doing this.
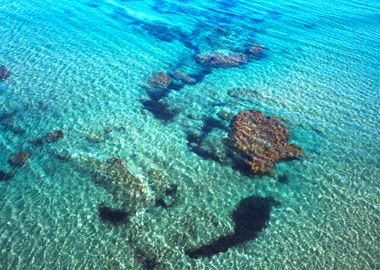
[1,0,379,269]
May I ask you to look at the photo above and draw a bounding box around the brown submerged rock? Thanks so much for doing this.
[247,43,266,57]
[229,110,301,174]
[148,72,172,88]
[195,52,247,68]
[45,130,64,143]
[0,65,10,80]
[8,151,29,167]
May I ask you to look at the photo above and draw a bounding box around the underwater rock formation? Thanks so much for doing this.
[98,203,129,225]
[0,170,14,181]
[186,196,278,258]
[195,52,247,68]
[88,157,152,213]
[8,151,29,167]
[229,110,302,174]
[45,130,64,143]
[0,65,10,80]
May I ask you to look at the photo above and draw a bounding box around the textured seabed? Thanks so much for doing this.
[0,0,379,269]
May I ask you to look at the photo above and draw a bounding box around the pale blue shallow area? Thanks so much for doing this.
[0,0,379,269]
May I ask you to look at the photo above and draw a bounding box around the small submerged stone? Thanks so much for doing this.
[0,170,14,181]
[195,52,247,68]
[247,43,266,58]
[45,130,64,143]
[229,110,302,174]
[278,174,289,184]
[8,151,29,167]
[0,65,10,80]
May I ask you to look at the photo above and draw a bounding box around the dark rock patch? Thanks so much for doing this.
[278,174,289,184]
[45,130,64,143]
[98,203,129,225]
[141,99,180,123]
[186,196,278,258]
[0,65,10,80]
[8,151,29,167]
[0,170,14,181]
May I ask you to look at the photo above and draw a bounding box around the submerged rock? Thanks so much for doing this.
[98,203,129,225]
[229,110,302,174]
[8,151,29,167]
[148,72,173,88]
[88,157,152,213]
[278,174,289,184]
[186,196,278,258]
[247,43,266,58]
[195,52,247,68]
[45,130,64,143]
[0,65,10,80]
[173,71,197,85]
[0,170,14,181]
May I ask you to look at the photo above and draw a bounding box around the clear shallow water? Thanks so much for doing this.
[0,0,379,269]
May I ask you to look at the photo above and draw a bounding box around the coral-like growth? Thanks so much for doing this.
[229,110,302,174]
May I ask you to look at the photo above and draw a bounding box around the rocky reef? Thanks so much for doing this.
[0,65,10,80]
[186,196,278,258]
[229,110,302,174]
